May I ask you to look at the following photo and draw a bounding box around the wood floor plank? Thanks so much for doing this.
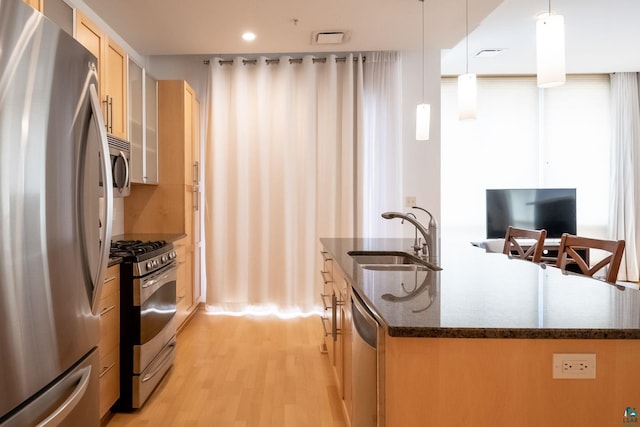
[106,311,346,427]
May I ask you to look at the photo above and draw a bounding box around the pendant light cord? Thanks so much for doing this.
[421,0,425,102]
[465,0,469,74]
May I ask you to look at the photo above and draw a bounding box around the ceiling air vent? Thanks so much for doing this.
[312,31,349,45]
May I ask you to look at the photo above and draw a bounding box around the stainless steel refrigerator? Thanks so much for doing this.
[0,0,113,425]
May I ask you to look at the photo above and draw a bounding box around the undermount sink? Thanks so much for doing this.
[348,250,442,271]
[361,264,430,272]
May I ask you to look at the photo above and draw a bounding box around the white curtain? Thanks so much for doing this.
[360,52,404,237]
[204,55,363,314]
[609,72,640,281]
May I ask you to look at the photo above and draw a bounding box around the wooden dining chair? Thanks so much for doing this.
[502,226,547,263]
[556,233,626,284]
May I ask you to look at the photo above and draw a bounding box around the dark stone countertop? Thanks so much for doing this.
[111,233,187,244]
[321,237,640,339]
[108,256,122,267]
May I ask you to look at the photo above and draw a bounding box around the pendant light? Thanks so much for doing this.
[536,0,565,88]
[458,0,476,120]
[416,0,430,141]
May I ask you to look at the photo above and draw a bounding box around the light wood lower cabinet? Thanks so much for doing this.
[320,248,352,424]
[174,240,194,328]
[99,264,120,419]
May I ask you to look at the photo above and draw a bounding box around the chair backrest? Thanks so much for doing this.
[502,226,547,263]
[556,233,626,284]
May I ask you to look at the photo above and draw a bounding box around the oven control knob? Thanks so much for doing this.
[146,262,153,271]
[161,255,168,263]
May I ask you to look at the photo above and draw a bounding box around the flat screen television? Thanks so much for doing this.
[486,188,577,239]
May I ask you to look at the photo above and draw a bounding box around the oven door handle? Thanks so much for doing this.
[142,265,176,289]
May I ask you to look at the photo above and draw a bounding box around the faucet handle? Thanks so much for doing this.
[412,237,423,254]
[422,241,428,256]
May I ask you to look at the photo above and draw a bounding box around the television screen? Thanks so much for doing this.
[486,188,577,239]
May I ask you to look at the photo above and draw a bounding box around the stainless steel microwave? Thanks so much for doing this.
[107,135,131,197]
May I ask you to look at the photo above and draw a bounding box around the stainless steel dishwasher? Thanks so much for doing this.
[351,291,379,427]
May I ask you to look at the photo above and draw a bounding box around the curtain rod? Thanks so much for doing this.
[202,56,364,66]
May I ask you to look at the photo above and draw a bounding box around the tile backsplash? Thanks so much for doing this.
[112,198,124,237]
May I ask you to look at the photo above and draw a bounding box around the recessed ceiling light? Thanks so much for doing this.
[242,32,256,41]
[475,49,505,58]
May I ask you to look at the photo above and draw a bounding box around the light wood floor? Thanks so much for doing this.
[106,310,346,427]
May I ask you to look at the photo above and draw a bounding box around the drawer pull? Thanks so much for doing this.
[104,275,116,284]
[177,295,185,302]
[99,362,116,378]
[320,316,331,337]
[99,304,116,317]
[321,251,332,262]
[320,293,332,311]
[320,270,333,284]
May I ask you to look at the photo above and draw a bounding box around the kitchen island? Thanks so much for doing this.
[321,237,640,427]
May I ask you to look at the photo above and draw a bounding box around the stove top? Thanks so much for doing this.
[111,239,177,276]
[111,240,169,260]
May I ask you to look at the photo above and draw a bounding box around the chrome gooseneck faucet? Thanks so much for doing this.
[381,206,440,265]
[412,206,439,265]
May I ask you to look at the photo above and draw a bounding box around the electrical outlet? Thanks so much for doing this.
[406,196,416,208]
[552,353,596,379]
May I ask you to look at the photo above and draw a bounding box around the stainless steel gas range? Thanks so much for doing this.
[110,240,177,410]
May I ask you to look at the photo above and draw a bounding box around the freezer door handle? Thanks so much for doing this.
[35,366,92,427]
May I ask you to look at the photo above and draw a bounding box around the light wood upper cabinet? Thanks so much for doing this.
[105,39,127,139]
[75,11,103,69]
[22,0,43,12]
[75,11,127,140]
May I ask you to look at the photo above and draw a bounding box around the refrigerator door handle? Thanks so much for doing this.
[87,83,113,315]
[34,366,92,427]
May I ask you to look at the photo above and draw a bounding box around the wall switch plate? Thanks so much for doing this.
[406,196,416,208]
[552,353,596,379]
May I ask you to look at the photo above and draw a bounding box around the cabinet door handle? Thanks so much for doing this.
[320,270,333,284]
[193,185,199,211]
[193,161,199,185]
[320,293,332,311]
[108,95,113,133]
[320,316,331,337]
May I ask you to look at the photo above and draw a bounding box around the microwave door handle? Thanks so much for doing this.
[88,83,113,315]
[119,150,130,188]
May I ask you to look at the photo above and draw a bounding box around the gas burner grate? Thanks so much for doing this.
[110,240,167,258]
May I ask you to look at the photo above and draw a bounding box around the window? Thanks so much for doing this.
[441,75,611,243]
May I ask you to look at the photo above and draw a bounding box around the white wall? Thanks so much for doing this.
[147,56,210,103]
